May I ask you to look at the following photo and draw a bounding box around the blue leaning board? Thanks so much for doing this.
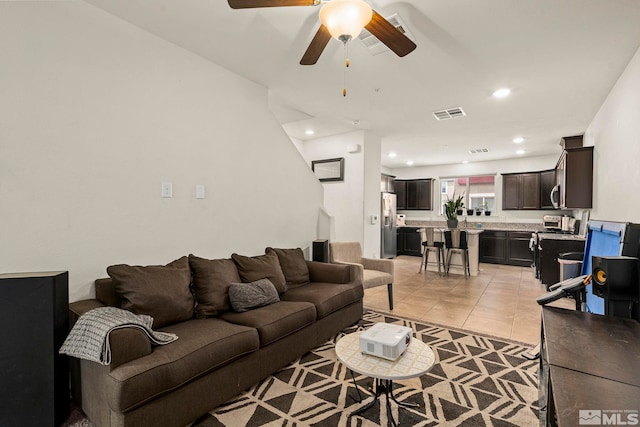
[581,220,633,314]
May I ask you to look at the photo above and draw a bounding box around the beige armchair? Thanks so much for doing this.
[329,241,394,310]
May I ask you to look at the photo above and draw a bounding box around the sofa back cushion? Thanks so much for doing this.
[107,256,194,328]
[188,255,241,318]
[228,279,280,312]
[231,251,287,294]
[265,247,310,289]
[95,278,122,307]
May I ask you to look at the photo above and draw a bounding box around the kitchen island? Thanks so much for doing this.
[403,220,546,276]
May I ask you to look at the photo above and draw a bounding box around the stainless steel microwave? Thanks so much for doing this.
[550,185,560,209]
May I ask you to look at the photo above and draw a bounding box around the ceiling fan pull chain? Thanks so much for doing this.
[343,41,349,97]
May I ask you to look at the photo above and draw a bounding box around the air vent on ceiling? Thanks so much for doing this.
[357,13,414,55]
[469,148,489,154]
[433,107,466,121]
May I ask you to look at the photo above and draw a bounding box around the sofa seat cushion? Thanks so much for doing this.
[106,318,259,413]
[362,269,392,289]
[280,282,364,319]
[219,301,316,346]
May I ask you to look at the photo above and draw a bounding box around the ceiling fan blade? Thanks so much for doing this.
[365,10,417,57]
[228,0,316,9]
[300,24,332,65]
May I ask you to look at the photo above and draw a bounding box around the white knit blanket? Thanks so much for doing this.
[59,306,178,365]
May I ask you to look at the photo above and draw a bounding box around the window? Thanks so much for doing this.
[440,175,496,215]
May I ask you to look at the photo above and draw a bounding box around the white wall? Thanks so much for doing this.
[362,131,382,258]
[389,154,564,222]
[0,2,323,301]
[301,132,366,244]
[585,45,640,222]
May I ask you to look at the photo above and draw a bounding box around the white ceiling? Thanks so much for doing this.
[84,0,640,168]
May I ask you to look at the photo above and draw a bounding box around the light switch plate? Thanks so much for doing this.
[195,185,205,199]
[161,182,172,198]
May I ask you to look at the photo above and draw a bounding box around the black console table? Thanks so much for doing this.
[540,307,640,426]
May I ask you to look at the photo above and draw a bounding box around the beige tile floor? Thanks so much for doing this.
[363,256,574,345]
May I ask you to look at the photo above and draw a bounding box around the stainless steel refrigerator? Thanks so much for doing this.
[381,192,397,258]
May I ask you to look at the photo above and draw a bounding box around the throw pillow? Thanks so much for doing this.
[231,251,287,294]
[265,247,310,289]
[228,279,280,313]
[107,256,194,328]
[188,255,241,318]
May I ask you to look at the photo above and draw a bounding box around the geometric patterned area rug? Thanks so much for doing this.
[192,311,539,427]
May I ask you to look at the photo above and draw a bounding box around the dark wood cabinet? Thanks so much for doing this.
[395,180,406,209]
[480,230,534,266]
[479,230,508,263]
[502,172,540,210]
[0,272,70,427]
[397,227,422,256]
[380,173,395,193]
[539,238,585,286]
[555,146,593,209]
[508,231,535,267]
[539,169,556,209]
[396,179,432,210]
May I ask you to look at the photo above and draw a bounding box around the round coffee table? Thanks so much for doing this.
[335,328,436,426]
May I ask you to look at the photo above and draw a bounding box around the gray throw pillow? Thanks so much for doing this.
[228,279,280,312]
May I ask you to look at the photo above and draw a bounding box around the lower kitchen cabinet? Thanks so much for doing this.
[397,227,422,256]
[479,230,508,264]
[508,231,535,267]
[539,238,585,286]
[480,230,534,266]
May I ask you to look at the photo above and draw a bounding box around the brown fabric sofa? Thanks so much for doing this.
[68,249,363,427]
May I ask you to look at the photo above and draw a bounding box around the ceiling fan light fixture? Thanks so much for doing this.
[319,0,373,43]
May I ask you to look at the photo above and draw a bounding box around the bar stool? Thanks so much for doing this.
[444,229,470,279]
[418,227,445,275]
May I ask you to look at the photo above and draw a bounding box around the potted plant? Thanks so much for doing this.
[466,208,474,216]
[444,194,465,228]
[483,201,492,216]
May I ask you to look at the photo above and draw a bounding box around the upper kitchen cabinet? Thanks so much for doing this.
[502,172,540,210]
[555,146,594,209]
[380,174,395,193]
[539,169,556,209]
[396,179,433,210]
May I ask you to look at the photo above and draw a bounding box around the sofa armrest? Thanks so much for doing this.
[361,257,394,276]
[68,299,152,369]
[306,261,361,285]
[69,299,105,327]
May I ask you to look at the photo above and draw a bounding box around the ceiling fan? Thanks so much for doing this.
[227,0,417,65]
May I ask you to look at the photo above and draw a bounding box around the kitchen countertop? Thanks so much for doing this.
[404,220,543,233]
[538,233,586,241]
[398,225,484,234]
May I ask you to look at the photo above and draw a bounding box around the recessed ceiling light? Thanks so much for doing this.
[388,152,397,158]
[462,160,469,164]
[516,149,526,155]
[305,129,314,135]
[493,88,511,98]
[513,136,525,143]
[406,160,414,166]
